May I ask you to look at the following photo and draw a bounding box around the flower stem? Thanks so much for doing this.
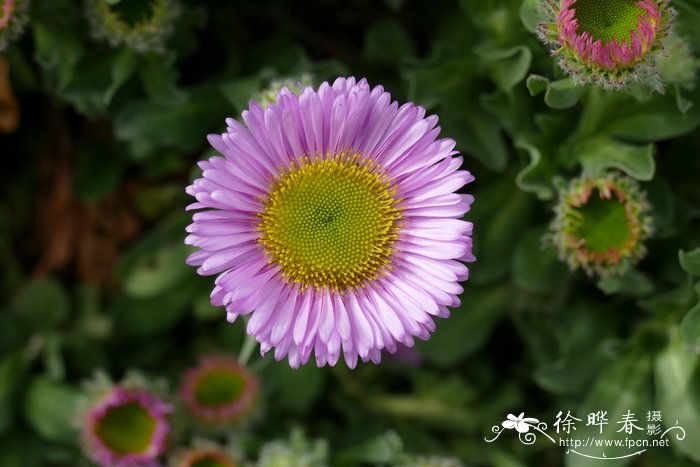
[238,332,257,366]
[577,85,607,137]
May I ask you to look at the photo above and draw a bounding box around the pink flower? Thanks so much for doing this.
[538,0,675,90]
[82,386,172,466]
[185,77,475,368]
[550,172,653,276]
[179,355,259,425]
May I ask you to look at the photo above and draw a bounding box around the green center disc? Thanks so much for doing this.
[258,155,402,291]
[573,189,632,253]
[194,370,246,407]
[96,402,156,455]
[573,0,645,43]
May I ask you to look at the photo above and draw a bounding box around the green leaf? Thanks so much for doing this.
[512,228,568,294]
[114,83,227,157]
[105,48,137,104]
[32,20,83,91]
[528,75,586,109]
[418,284,512,366]
[603,94,700,142]
[639,281,694,318]
[566,354,653,467]
[471,181,534,283]
[0,431,50,467]
[672,84,694,114]
[221,77,262,113]
[597,269,655,297]
[533,302,614,395]
[575,138,656,181]
[112,283,193,338]
[62,48,135,116]
[73,142,128,202]
[364,20,415,66]
[461,111,509,171]
[123,243,192,298]
[514,139,556,200]
[6,46,39,92]
[480,90,523,136]
[0,354,27,434]
[679,248,700,276]
[520,0,542,32]
[404,54,508,171]
[544,78,586,109]
[478,46,532,92]
[118,211,190,279]
[11,279,70,331]
[526,74,549,96]
[62,52,115,116]
[489,450,529,467]
[138,53,187,107]
[681,283,700,351]
[461,112,509,171]
[341,431,403,464]
[263,362,326,414]
[655,332,700,462]
[114,216,196,336]
[23,378,79,443]
[647,178,676,237]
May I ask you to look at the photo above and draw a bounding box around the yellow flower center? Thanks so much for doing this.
[258,153,402,291]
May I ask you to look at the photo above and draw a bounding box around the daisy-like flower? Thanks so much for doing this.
[85,0,180,53]
[179,356,259,425]
[0,0,30,51]
[538,0,675,90]
[186,77,475,368]
[81,384,173,466]
[550,172,653,276]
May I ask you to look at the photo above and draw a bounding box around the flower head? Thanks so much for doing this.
[0,0,30,51]
[179,355,259,426]
[81,381,173,466]
[550,172,653,276]
[186,77,474,368]
[85,0,180,53]
[538,0,675,90]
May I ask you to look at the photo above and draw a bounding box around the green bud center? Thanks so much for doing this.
[194,369,246,407]
[573,189,631,253]
[574,0,645,43]
[96,402,156,455]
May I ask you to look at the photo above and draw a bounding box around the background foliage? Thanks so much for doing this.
[1,0,700,465]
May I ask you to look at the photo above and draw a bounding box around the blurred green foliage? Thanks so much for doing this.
[1,0,700,466]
